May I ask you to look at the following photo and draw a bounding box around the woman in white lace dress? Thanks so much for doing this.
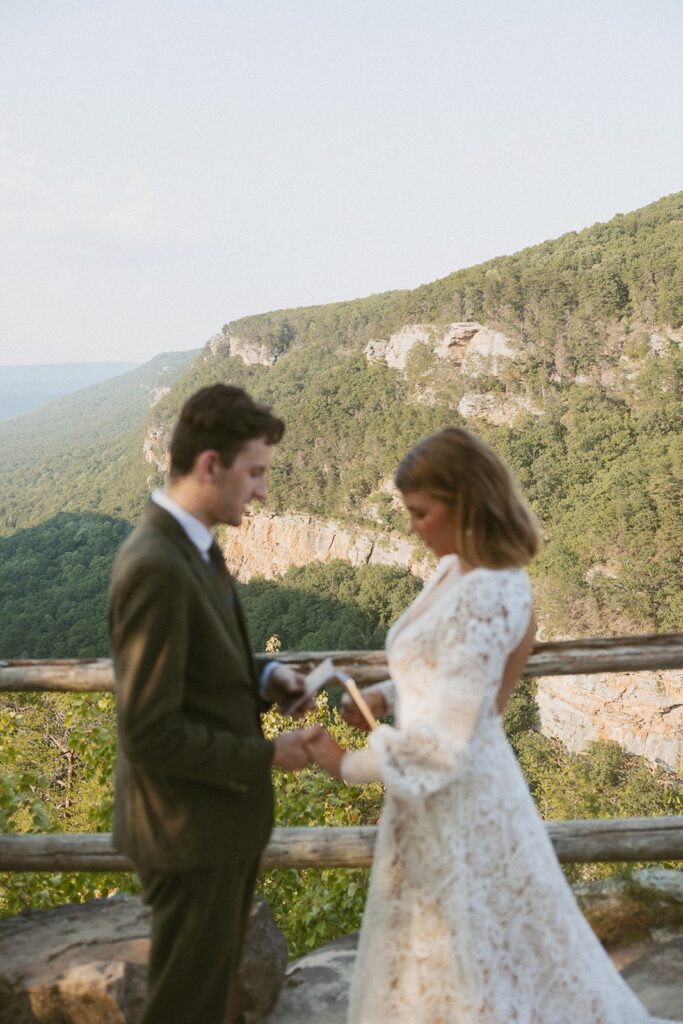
[305,427,675,1024]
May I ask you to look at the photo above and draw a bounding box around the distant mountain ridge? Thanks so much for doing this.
[0,362,139,421]
[0,349,199,531]
[1,191,681,662]
[144,190,682,638]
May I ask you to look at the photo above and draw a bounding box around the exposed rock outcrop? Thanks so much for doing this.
[220,511,433,582]
[0,896,287,1024]
[433,321,482,359]
[142,424,170,472]
[207,331,280,367]
[364,326,433,370]
[149,385,171,407]
[364,321,517,377]
[536,670,683,772]
[457,391,541,425]
[459,326,517,377]
[266,874,683,1024]
[574,868,683,947]
[648,328,683,357]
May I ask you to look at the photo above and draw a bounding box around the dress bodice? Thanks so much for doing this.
[343,559,664,1024]
[340,559,532,792]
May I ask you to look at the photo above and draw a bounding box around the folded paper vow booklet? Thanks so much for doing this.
[285,657,378,730]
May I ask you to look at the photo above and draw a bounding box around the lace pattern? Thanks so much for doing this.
[345,561,666,1023]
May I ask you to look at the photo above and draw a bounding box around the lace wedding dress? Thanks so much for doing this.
[339,556,675,1024]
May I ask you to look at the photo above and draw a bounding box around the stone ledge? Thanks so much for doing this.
[0,895,286,1024]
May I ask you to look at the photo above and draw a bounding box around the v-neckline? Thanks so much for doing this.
[388,554,468,647]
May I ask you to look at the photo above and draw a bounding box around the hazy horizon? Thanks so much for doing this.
[2,0,681,366]
[0,360,140,420]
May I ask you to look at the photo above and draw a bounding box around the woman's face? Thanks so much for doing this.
[401,490,457,557]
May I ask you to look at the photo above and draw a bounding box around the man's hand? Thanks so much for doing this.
[340,687,387,732]
[303,728,346,780]
[263,664,315,718]
[272,726,323,771]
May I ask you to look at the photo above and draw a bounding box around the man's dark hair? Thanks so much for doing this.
[169,384,285,475]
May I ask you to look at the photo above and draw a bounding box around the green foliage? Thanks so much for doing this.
[0,513,131,658]
[514,731,683,881]
[2,193,682,647]
[502,675,540,739]
[1,192,682,939]
[0,350,196,536]
[240,562,423,652]
[258,694,383,957]
[1,670,680,945]
[0,691,133,916]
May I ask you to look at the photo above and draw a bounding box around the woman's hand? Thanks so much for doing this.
[303,728,346,780]
[340,687,387,732]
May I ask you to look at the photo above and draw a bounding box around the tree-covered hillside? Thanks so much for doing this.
[1,192,681,653]
[0,349,198,535]
[2,194,681,941]
[0,362,138,421]
[162,189,682,377]
[146,192,682,636]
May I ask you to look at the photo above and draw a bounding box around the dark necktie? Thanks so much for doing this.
[208,541,236,607]
[207,541,254,674]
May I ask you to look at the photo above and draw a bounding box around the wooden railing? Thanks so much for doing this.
[2,633,683,692]
[0,818,682,872]
[1,633,682,871]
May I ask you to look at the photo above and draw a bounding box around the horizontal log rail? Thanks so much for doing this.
[1,632,682,692]
[1,637,681,874]
[0,817,682,872]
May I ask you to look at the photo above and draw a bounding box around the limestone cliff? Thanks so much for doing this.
[218,512,683,772]
[363,321,518,377]
[207,327,287,366]
[220,510,434,581]
[537,670,683,773]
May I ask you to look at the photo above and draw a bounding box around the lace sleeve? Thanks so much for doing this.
[349,570,531,797]
[372,678,396,715]
[337,680,396,785]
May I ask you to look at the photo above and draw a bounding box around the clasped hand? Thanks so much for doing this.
[300,688,388,778]
[271,678,389,778]
[263,664,315,717]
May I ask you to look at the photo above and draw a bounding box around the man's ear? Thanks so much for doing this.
[194,449,221,484]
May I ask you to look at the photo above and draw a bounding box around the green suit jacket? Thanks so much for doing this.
[108,502,274,871]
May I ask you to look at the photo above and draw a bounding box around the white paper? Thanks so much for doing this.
[284,657,338,714]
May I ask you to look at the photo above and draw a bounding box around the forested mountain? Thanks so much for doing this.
[2,192,681,941]
[0,351,198,657]
[145,191,683,638]
[1,191,681,658]
[0,349,198,534]
[0,362,138,421]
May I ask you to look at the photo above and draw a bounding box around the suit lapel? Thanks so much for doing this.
[144,503,258,688]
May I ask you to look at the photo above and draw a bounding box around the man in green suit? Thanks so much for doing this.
[108,384,318,1024]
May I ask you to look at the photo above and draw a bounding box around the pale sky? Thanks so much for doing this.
[1,0,682,365]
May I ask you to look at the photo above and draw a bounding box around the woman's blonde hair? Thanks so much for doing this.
[395,427,539,569]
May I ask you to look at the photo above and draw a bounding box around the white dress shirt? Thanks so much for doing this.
[151,489,278,694]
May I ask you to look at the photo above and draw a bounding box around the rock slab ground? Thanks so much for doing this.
[0,894,287,1024]
[266,930,683,1024]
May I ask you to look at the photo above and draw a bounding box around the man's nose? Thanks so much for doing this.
[254,480,267,501]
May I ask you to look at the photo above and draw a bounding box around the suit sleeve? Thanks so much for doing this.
[109,557,274,795]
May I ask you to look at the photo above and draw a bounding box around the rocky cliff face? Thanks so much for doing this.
[456,392,541,426]
[220,510,434,581]
[363,321,517,377]
[536,670,683,773]
[207,330,281,366]
[363,321,542,426]
[219,512,683,772]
